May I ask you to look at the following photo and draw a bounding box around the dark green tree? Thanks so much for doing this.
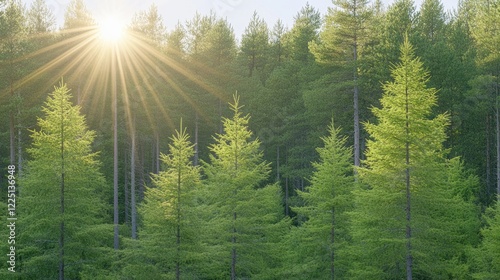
[240,11,269,77]
[310,0,372,167]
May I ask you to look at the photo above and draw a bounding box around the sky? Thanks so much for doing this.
[22,0,459,38]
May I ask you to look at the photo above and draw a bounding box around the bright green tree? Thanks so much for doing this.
[17,83,112,279]
[285,120,354,279]
[201,95,286,279]
[350,39,479,279]
[128,123,202,279]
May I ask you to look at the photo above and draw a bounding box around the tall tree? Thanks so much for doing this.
[310,0,372,168]
[285,120,354,279]
[240,11,269,77]
[201,95,285,279]
[136,123,201,279]
[26,0,55,34]
[469,0,500,200]
[350,39,479,279]
[1,0,25,167]
[18,83,111,279]
[63,0,93,30]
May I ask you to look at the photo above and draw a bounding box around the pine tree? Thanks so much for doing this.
[310,0,372,168]
[18,83,111,279]
[201,95,285,279]
[133,123,202,279]
[285,120,354,279]
[350,38,479,279]
[240,11,269,77]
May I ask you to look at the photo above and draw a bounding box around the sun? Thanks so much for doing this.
[99,15,126,43]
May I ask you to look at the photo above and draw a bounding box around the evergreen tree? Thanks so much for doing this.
[350,39,479,279]
[285,120,354,279]
[240,11,269,77]
[18,83,112,279]
[63,0,93,30]
[132,123,202,279]
[26,0,55,34]
[201,95,285,279]
[310,0,372,167]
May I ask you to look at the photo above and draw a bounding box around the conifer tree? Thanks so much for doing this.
[18,83,111,279]
[136,123,201,279]
[285,120,354,279]
[350,39,478,279]
[310,0,372,168]
[201,95,285,279]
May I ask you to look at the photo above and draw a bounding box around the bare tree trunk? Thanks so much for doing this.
[131,115,137,240]
[156,133,160,174]
[353,7,360,168]
[276,146,280,182]
[486,115,491,199]
[496,71,500,201]
[124,148,129,226]
[194,113,199,166]
[112,57,119,250]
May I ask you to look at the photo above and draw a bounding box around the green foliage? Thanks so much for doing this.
[201,95,286,279]
[350,39,479,279]
[285,120,354,279]
[135,123,202,278]
[17,83,111,279]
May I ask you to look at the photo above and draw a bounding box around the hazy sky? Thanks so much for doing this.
[23,0,459,37]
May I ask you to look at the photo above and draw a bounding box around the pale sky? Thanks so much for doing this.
[22,0,459,37]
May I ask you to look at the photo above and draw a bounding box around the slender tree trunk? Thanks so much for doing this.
[231,211,237,280]
[330,208,335,280]
[176,151,182,280]
[59,95,65,280]
[194,113,199,166]
[131,115,137,239]
[124,149,129,226]
[156,133,160,174]
[405,71,413,280]
[486,115,491,199]
[9,82,15,165]
[353,7,360,168]
[276,146,280,182]
[112,53,119,250]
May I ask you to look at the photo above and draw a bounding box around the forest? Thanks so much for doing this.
[0,0,499,279]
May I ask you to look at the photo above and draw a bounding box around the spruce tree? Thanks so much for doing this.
[285,120,354,279]
[201,95,285,279]
[18,83,111,279]
[350,39,479,279]
[134,123,201,279]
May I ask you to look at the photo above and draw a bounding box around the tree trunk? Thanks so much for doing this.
[194,112,199,166]
[231,211,237,280]
[124,148,129,226]
[112,56,119,250]
[486,115,491,200]
[353,4,360,168]
[131,115,137,240]
[496,71,500,201]
[59,95,65,280]
[330,208,335,280]
[405,72,413,280]
[176,149,182,280]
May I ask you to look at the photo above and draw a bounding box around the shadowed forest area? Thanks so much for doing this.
[1,0,500,279]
